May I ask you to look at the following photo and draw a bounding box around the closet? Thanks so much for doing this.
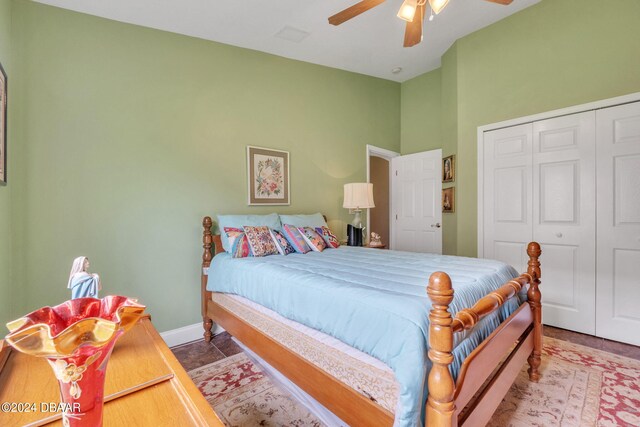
[480,99,640,346]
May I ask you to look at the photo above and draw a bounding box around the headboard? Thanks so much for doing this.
[201,216,224,268]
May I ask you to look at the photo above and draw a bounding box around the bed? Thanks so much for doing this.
[199,216,542,427]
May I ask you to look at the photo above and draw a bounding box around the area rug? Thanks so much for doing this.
[189,352,324,426]
[189,337,640,427]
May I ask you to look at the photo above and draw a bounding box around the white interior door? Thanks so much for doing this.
[483,123,533,273]
[596,101,640,346]
[391,149,442,253]
[533,112,596,335]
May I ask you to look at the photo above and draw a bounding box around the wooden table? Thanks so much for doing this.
[0,317,224,427]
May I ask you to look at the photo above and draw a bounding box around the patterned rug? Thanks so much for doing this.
[188,337,640,427]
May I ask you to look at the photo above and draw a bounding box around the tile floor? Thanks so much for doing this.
[172,325,640,373]
[171,331,243,372]
[543,325,640,360]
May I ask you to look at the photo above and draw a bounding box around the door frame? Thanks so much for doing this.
[366,145,400,248]
[477,91,640,258]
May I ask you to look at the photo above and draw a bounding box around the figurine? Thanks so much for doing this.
[67,256,101,299]
[369,232,383,247]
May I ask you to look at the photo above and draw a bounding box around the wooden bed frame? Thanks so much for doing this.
[200,216,542,427]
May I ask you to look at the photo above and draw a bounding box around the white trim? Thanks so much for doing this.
[477,125,485,258]
[366,145,400,248]
[160,322,225,348]
[366,144,400,160]
[476,92,640,135]
[477,91,640,258]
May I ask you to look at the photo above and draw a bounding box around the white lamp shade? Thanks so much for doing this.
[343,183,375,209]
[397,0,418,22]
[428,0,450,14]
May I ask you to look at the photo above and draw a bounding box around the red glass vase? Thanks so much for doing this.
[5,296,146,427]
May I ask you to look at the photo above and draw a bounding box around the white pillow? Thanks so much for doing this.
[278,213,327,228]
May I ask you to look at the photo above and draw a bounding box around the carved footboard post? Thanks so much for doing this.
[202,216,214,342]
[526,242,542,382]
[426,272,457,427]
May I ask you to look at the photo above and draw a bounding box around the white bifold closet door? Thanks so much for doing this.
[595,102,640,346]
[483,112,597,335]
[532,112,596,335]
[482,124,533,273]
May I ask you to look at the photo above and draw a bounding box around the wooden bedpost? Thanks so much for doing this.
[526,242,542,382]
[202,216,214,342]
[426,272,457,427]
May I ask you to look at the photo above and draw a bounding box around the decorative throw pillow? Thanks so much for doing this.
[297,227,327,252]
[315,226,340,249]
[282,224,311,254]
[243,226,279,257]
[217,213,282,252]
[224,227,252,258]
[270,229,296,255]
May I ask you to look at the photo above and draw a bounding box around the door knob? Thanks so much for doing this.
[431,223,441,228]
[555,232,563,238]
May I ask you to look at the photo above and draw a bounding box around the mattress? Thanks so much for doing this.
[207,246,522,426]
[214,293,399,413]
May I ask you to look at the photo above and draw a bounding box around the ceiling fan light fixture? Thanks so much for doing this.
[428,0,450,14]
[397,0,418,22]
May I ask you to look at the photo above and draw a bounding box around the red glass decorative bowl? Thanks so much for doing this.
[5,296,146,427]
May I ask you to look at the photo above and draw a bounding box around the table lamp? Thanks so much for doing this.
[343,183,375,246]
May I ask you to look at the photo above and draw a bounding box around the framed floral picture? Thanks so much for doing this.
[0,61,6,185]
[247,146,290,205]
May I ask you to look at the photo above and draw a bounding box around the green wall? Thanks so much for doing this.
[10,1,400,332]
[0,0,12,326]
[400,68,442,155]
[400,49,458,255]
[7,0,640,331]
[438,46,459,256]
[401,0,640,256]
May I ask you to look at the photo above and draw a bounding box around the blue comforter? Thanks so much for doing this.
[207,246,521,426]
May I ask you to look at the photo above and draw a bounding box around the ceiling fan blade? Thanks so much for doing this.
[484,0,513,4]
[328,0,386,25]
[403,4,424,47]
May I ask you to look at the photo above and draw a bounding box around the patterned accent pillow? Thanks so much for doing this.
[315,226,340,249]
[282,224,311,254]
[243,226,279,257]
[269,229,296,255]
[224,227,252,258]
[298,227,327,252]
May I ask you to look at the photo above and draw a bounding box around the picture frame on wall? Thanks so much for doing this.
[442,154,455,183]
[0,61,7,185]
[443,187,455,213]
[247,146,290,205]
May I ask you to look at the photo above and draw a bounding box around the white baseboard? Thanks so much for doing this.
[160,322,225,348]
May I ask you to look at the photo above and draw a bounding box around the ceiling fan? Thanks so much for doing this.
[328,0,513,48]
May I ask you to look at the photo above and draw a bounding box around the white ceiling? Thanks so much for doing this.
[33,0,541,82]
